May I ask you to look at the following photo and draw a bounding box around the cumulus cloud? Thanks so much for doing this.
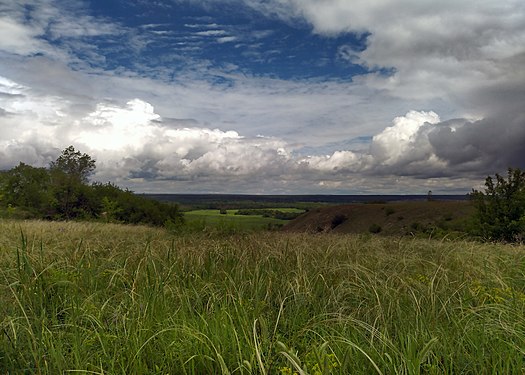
[428,115,525,173]
[232,0,525,175]
[0,83,295,189]
[370,111,440,166]
[363,110,525,178]
[1,0,524,193]
[300,151,359,172]
[1,67,523,193]
[296,107,525,183]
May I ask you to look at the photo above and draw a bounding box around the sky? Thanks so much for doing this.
[1,0,524,194]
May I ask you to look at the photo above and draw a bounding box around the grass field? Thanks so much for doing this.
[1,219,525,373]
[184,208,304,231]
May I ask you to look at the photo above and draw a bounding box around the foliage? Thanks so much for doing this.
[49,145,96,184]
[0,146,183,226]
[470,168,525,242]
[384,207,396,216]
[0,163,53,215]
[2,221,525,373]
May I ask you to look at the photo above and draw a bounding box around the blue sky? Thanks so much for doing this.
[88,0,368,80]
[1,0,524,193]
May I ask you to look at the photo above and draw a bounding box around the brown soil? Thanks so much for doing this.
[283,200,474,235]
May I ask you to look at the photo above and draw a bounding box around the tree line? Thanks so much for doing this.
[0,146,183,226]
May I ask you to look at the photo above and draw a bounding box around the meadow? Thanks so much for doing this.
[1,219,525,374]
[183,208,305,231]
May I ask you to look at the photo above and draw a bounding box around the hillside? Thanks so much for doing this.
[283,200,474,235]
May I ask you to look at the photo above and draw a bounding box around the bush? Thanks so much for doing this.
[470,168,525,242]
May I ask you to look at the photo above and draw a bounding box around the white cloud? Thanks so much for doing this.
[0,0,123,67]
[194,30,228,36]
[77,99,161,151]
[300,151,359,172]
[217,36,237,43]
[257,0,525,107]
[1,0,524,193]
[370,110,440,165]
[0,76,26,95]
[0,17,43,55]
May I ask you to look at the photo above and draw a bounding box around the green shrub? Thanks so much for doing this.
[470,168,525,242]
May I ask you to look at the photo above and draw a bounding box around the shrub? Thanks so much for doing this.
[470,168,525,242]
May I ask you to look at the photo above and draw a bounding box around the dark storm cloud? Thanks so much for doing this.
[429,115,525,173]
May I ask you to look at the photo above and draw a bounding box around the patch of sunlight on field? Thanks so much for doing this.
[184,209,294,230]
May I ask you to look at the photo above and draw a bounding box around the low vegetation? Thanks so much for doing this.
[1,220,525,373]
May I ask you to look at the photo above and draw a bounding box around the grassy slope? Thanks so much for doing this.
[284,200,474,236]
[1,220,525,373]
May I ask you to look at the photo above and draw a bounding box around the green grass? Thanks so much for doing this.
[184,209,296,231]
[1,219,525,373]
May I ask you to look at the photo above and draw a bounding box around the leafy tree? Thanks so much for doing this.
[0,163,53,215]
[470,168,525,242]
[49,146,96,219]
[50,145,96,183]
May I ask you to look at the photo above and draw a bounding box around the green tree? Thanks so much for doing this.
[49,146,96,219]
[470,168,525,242]
[50,145,96,183]
[0,163,53,216]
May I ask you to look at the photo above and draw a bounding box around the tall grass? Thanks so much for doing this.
[1,219,525,373]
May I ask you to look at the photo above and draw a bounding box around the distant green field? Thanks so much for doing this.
[184,208,305,231]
